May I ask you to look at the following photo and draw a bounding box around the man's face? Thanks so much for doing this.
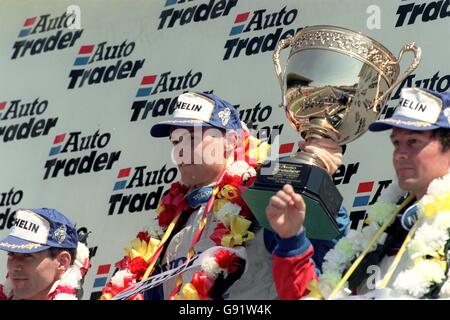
[7,250,60,300]
[391,128,450,199]
[170,126,233,187]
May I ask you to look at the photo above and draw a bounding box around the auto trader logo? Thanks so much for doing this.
[223,6,300,60]
[11,12,83,59]
[67,40,145,89]
[157,0,238,29]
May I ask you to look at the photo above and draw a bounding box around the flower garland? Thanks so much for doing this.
[0,242,91,300]
[393,171,450,298]
[308,171,450,299]
[101,126,270,300]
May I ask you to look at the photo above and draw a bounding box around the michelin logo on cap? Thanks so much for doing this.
[173,92,214,122]
[150,92,243,138]
[369,87,450,131]
[396,89,441,123]
[10,210,50,245]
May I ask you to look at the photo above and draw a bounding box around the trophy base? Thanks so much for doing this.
[242,157,342,240]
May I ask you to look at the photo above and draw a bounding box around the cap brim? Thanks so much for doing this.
[0,235,49,253]
[150,118,213,137]
[369,115,439,132]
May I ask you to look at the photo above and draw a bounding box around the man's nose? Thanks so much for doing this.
[394,145,409,161]
[8,259,23,272]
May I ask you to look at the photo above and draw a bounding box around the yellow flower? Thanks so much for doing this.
[423,202,438,219]
[245,136,259,159]
[256,141,270,164]
[100,293,112,300]
[173,283,200,300]
[124,237,161,262]
[220,185,239,200]
[221,215,254,247]
[245,135,270,165]
[422,192,450,219]
[306,279,324,299]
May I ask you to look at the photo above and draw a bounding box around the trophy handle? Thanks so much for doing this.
[273,35,294,107]
[373,42,422,111]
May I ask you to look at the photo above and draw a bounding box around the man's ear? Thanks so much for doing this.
[56,251,72,275]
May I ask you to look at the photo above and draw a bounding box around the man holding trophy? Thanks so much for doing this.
[269,86,450,300]
[257,25,450,300]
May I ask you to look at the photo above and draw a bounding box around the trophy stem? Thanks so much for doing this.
[302,118,340,142]
[291,152,328,170]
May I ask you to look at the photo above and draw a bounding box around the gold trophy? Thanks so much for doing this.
[244,25,421,240]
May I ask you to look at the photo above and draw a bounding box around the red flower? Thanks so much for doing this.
[115,256,131,270]
[47,285,77,300]
[244,175,257,187]
[210,223,230,246]
[102,277,132,298]
[219,174,243,189]
[191,271,214,298]
[0,285,7,300]
[157,210,177,228]
[158,182,190,228]
[136,231,150,243]
[123,275,134,288]
[215,250,240,273]
[129,257,149,279]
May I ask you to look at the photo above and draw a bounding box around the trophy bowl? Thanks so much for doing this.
[274,25,421,166]
[243,25,421,240]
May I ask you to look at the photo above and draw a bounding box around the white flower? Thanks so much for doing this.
[76,242,90,263]
[433,211,450,230]
[227,160,250,176]
[242,167,257,181]
[111,269,134,288]
[407,223,448,260]
[354,224,385,252]
[366,201,396,226]
[53,293,78,300]
[215,202,241,224]
[58,265,83,288]
[227,160,256,181]
[322,247,351,274]
[426,172,450,197]
[201,257,220,279]
[334,238,356,261]
[394,269,429,298]
[417,260,446,284]
[315,171,450,299]
[317,271,349,299]
[377,183,406,203]
[394,260,446,298]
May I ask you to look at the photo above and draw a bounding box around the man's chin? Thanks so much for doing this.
[398,178,418,193]
[179,172,195,187]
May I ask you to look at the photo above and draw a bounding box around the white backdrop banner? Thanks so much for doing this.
[0,0,449,299]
